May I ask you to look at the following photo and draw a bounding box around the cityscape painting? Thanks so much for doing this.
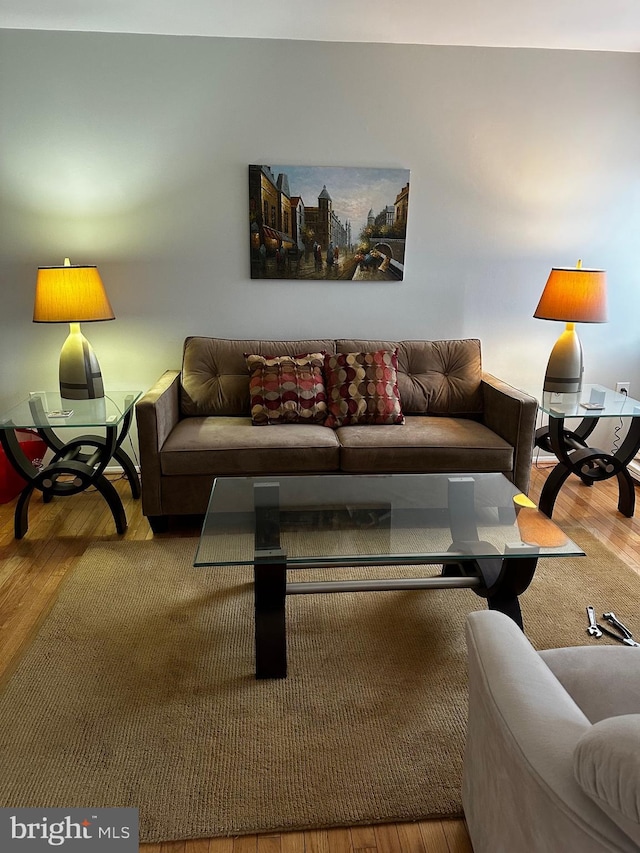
[249,165,410,281]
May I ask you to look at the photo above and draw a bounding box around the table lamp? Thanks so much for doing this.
[33,258,115,400]
[533,260,607,393]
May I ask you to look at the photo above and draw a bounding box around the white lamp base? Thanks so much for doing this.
[59,322,105,400]
[543,322,583,394]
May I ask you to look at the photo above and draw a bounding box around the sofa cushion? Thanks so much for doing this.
[160,416,340,476]
[336,415,513,473]
[324,350,404,428]
[246,352,327,425]
[180,337,336,417]
[336,339,483,415]
[574,714,640,845]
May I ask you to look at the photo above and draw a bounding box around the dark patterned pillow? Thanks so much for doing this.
[324,350,404,427]
[246,353,327,425]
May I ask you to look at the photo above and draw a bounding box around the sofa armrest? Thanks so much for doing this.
[481,373,537,495]
[135,370,181,517]
[463,611,638,853]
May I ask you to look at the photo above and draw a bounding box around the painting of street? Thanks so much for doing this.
[249,165,410,281]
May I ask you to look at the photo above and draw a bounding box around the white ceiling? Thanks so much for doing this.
[1,0,639,52]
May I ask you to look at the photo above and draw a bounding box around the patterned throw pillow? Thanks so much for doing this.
[324,350,405,428]
[246,353,327,425]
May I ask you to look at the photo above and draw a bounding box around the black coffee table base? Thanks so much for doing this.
[191,476,578,680]
[254,550,538,679]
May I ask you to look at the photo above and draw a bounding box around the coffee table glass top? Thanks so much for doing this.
[539,384,640,419]
[194,473,583,567]
[0,391,141,430]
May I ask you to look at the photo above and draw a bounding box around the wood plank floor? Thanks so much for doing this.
[1,462,639,853]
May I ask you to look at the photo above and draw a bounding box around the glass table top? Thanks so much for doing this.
[0,391,141,429]
[194,473,583,567]
[539,384,640,419]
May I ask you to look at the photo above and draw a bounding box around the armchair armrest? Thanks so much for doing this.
[481,373,537,494]
[463,611,635,853]
[135,370,181,517]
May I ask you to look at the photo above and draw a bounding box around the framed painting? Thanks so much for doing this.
[249,165,410,281]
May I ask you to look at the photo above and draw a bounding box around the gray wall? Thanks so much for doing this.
[1,31,639,431]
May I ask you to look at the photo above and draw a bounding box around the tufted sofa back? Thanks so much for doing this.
[336,339,483,416]
[180,336,483,418]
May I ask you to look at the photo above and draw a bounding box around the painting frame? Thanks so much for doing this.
[249,164,410,281]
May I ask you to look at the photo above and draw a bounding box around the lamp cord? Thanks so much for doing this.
[611,387,628,455]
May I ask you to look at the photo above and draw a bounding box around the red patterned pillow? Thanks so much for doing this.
[324,350,405,427]
[246,353,327,425]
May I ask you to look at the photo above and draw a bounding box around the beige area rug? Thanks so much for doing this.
[1,529,639,843]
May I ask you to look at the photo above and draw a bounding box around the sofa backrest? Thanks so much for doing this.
[180,336,483,417]
[336,339,483,416]
[180,337,336,416]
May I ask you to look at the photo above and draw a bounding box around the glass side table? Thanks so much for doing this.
[0,391,141,539]
[535,383,640,518]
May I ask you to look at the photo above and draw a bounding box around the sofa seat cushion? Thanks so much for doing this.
[574,714,640,845]
[336,415,513,474]
[160,417,340,476]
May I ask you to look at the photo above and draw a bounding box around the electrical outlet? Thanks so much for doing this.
[616,381,630,395]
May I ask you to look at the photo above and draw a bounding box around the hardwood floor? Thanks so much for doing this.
[1,463,639,853]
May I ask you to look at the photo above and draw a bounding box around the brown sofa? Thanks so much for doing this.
[135,337,537,532]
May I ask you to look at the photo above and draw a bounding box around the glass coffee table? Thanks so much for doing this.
[0,391,141,538]
[195,473,582,678]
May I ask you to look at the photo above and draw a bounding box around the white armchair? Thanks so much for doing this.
[463,610,640,853]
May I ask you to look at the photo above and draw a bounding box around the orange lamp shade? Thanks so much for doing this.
[534,267,607,324]
[33,263,115,323]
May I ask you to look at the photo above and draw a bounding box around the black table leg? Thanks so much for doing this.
[616,469,636,517]
[94,474,128,533]
[112,403,141,499]
[14,483,36,540]
[487,592,523,629]
[254,551,287,679]
[473,555,539,632]
[539,463,573,518]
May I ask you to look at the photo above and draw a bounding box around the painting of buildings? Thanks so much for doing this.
[249,165,410,281]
